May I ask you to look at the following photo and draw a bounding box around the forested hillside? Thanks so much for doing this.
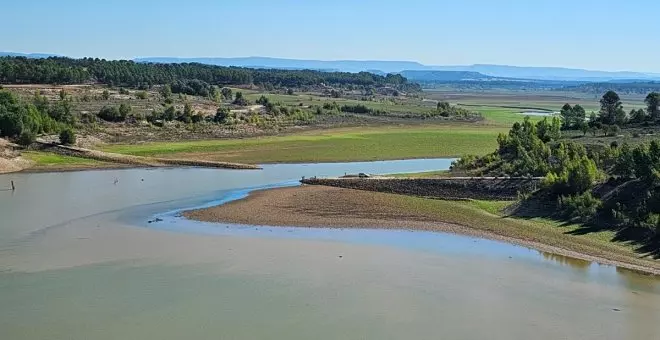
[0,57,420,91]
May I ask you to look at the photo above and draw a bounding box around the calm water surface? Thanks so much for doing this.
[1,158,659,340]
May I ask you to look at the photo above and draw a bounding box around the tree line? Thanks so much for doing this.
[560,91,660,134]
[0,57,420,91]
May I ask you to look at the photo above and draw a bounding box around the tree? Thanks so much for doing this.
[287,88,294,95]
[160,84,172,99]
[578,120,589,136]
[256,95,269,105]
[59,128,76,145]
[221,88,233,101]
[645,92,660,121]
[599,91,626,125]
[118,103,132,118]
[613,143,635,178]
[560,103,573,129]
[233,92,248,106]
[630,108,647,123]
[0,111,23,137]
[437,101,451,112]
[160,106,174,121]
[101,90,110,100]
[535,117,561,143]
[214,107,230,123]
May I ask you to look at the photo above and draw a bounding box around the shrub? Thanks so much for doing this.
[135,91,148,100]
[340,104,371,114]
[59,128,76,145]
[233,92,249,106]
[544,155,601,195]
[97,106,125,122]
[17,130,36,146]
[558,192,602,222]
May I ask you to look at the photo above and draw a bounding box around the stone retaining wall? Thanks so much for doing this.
[301,177,541,200]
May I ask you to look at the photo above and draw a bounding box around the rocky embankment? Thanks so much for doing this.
[301,177,541,200]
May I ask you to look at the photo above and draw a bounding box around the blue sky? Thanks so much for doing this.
[3,0,659,72]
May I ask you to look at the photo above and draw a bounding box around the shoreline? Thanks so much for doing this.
[184,185,660,276]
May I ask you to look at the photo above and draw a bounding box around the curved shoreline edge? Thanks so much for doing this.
[182,185,660,276]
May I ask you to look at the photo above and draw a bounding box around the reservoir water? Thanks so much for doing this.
[1,159,659,340]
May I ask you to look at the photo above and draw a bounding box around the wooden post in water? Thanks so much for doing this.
[11,180,15,191]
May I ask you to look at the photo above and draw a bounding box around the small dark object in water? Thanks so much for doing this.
[141,178,144,181]
[148,217,163,224]
[11,180,15,191]
[338,255,343,259]
[612,308,621,312]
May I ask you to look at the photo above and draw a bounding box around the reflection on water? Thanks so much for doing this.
[539,251,592,270]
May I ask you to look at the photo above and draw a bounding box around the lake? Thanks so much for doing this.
[1,159,659,340]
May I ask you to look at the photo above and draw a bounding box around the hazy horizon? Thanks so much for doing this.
[4,0,660,72]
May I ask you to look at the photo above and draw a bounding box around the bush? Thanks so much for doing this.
[543,155,601,195]
[17,130,36,146]
[135,91,148,100]
[558,192,602,222]
[340,104,371,114]
[97,106,125,122]
[59,128,76,145]
[118,88,130,95]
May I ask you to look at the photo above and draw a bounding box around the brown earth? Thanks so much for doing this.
[184,185,660,275]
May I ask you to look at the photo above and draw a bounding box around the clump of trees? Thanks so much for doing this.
[0,90,67,142]
[170,79,218,98]
[561,91,660,135]
[429,101,481,119]
[559,103,586,130]
[453,105,660,244]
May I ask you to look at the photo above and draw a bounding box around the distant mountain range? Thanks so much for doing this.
[0,52,61,59]
[3,52,660,82]
[134,57,660,82]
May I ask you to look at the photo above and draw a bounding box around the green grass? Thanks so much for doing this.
[102,125,506,163]
[386,194,655,268]
[23,152,106,167]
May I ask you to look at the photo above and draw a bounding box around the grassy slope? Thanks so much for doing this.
[390,195,656,269]
[102,125,506,163]
[23,152,111,169]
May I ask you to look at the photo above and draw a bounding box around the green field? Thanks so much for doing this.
[102,125,505,163]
